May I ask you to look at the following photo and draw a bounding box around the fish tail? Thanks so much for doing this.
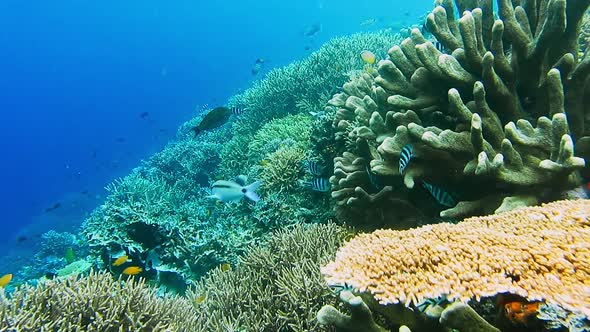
[244,181,261,202]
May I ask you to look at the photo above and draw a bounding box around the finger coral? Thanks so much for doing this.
[321,199,590,318]
[329,0,590,227]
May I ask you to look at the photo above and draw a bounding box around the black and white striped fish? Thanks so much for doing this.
[300,178,331,192]
[399,144,414,174]
[230,107,245,116]
[303,160,324,176]
[433,41,445,53]
[421,181,456,207]
[366,164,383,190]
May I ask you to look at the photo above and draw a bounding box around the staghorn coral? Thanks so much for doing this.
[329,0,590,226]
[218,31,402,177]
[187,223,351,332]
[322,200,590,319]
[0,270,198,331]
[81,33,400,286]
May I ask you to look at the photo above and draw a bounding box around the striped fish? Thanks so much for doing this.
[433,41,445,53]
[300,178,331,192]
[231,107,245,116]
[303,160,324,176]
[366,164,383,190]
[421,181,456,207]
[399,144,414,174]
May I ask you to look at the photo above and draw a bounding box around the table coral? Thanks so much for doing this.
[328,0,590,226]
[321,199,590,318]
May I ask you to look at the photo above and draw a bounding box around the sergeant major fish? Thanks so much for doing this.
[300,178,331,192]
[303,160,324,176]
[366,164,383,190]
[421,181,456,207]
[399,144,414,174]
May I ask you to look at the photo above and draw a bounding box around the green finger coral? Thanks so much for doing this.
[329,0,590,227]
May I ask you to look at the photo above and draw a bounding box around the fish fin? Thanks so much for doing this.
[244,181,261,202]
[235,175,248,186]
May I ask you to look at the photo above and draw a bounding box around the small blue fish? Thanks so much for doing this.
[366,165,383,190]
[303,161,324,176]
[399,144,414,174]
[421,181,456,207]
[300,178,331,192]
[209,178,260,203]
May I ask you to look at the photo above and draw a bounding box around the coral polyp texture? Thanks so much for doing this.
[328,0,590,227]
[0,270,198,331]
[321,199,590,318]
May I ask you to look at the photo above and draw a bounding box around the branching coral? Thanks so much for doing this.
[329,0,590,226]
[259,146,306,193]
[248,114,312,160]
[0,270,198,331]
[187,223,351,332]
[322,199,590,318]
[218,31,402,177]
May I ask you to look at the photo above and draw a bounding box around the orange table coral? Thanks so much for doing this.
[321,199,590,317]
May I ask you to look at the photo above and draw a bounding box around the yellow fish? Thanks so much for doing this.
[0,274,12,287]
[112,255,129,267]
[195,294,206,304]
[360,50,376,65]
[260,159,269,166]
[122,266,142,275]
[220,263,231,272]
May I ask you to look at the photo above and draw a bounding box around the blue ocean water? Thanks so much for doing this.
[0,0,429,249]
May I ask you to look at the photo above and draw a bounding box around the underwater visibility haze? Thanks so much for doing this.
[1,0,590,331]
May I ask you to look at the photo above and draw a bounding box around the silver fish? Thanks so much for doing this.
[422,181,455,207]
[399,144,414,174]
[209,178,260,203]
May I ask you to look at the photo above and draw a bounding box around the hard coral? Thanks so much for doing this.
[329,0,590,227]
[218,31,402,177]
[187,223,351,332]
[322,199,590,318]
[0,270,197,331]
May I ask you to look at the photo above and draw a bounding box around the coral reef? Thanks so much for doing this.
[79,32,401,287]
[328,0,590,228]
[318,294,500,332]
[321,199,590,328]
[187,223,351,332]
[538,303,590,331]
[218,31,403,177]
[317,290,388,332]
[0,270,198,331]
